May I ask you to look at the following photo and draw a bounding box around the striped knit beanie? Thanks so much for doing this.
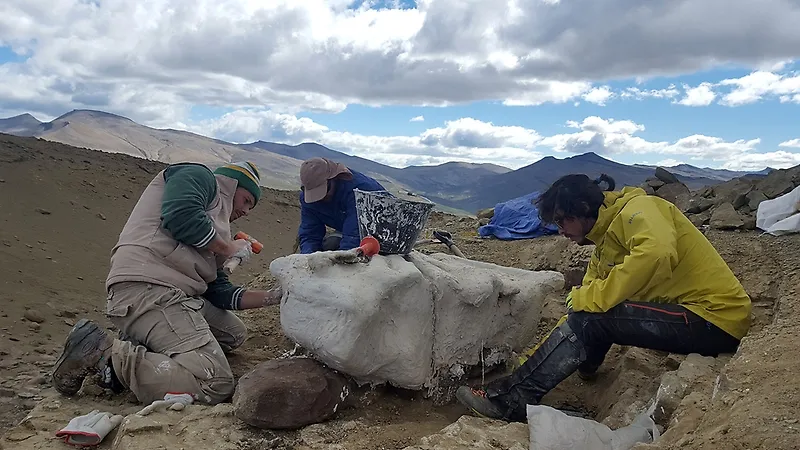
[214,161,262,205]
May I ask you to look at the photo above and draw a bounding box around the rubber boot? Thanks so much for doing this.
[485,320,586,421]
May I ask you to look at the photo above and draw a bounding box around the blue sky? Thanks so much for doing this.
[2,0,800,172]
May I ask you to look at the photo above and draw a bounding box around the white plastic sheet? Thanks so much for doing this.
[527,404,656,450]
[756,185,800,236]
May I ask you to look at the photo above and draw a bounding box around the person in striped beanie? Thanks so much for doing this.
[214,161,262,219]
[53,160,280,409]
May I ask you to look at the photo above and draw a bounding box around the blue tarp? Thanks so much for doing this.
[478,191,559,240]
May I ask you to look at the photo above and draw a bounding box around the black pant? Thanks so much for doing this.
[486,301,740,420]
[569,301,740,373]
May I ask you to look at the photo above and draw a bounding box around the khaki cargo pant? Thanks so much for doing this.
[106,282,247,405]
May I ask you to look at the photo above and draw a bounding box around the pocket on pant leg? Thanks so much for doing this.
[161,298,213,356]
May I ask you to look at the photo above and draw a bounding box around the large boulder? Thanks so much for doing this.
[710,203,744,230]
[654,182,691,211]
[655,167,680,184]
[233,358,349,430]
[270,251,563,399]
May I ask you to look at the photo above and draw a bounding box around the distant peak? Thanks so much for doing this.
[572,151,607,162]
[55,109,134,122]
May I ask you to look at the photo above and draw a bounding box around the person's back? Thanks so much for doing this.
[456,173,751,422]
[582,187,751,339]
[297,158,385,253]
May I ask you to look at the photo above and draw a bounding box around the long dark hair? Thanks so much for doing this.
[536,174,616,224]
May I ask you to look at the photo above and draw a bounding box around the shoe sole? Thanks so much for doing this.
[455,388,501,420]
[52,318,100,395]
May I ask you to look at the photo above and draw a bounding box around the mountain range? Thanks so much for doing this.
[0,110,772,213]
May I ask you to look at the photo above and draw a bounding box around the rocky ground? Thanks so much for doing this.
[1,133,799,449]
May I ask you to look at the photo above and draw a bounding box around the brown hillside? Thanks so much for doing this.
[1,133,799,449]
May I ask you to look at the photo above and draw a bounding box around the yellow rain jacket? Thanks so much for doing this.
[568,187,752,340]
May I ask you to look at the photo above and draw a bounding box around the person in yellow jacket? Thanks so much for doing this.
[456,173,751,422]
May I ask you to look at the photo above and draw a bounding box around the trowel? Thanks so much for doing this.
[432,230,466,258]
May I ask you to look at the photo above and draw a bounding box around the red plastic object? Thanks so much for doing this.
[357,236,380,257]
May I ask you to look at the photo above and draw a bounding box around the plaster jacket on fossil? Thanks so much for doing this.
[269,250,564,395]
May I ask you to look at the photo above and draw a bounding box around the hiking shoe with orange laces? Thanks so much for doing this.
[455,386,504,420]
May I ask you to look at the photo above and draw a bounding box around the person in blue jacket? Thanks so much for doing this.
[298,157,385,253]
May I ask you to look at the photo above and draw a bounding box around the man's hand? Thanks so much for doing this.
[229,239,254,262]
[208,236,252,260]
[263,286,282,306]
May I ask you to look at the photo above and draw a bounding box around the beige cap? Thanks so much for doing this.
[300,157,352,203]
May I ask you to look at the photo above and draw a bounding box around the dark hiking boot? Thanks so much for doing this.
[52,319,114,396]
[577,367,599,381]
[483,321,586,420]
[456,386,505,420]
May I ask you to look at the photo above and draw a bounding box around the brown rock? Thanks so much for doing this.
[689,213,710,228]
[742,216,757,230]
[732,192,749,209]
[233,358,349,430]
[759,171,796,199]
[654,182,691,211]
[746,190,768,211]
[478,218,490,226]
[642,184,656,195]
[477,208,495,219]
[34,208,51,215]
[563,267,587,288]
[23,309,46,324]
[685,197,714,214]
[646,177,665,188]
[710,203,744,230]
[711,178,756,205]
[655,167,680,184]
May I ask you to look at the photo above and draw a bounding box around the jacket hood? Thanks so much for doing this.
[586,186,647,244]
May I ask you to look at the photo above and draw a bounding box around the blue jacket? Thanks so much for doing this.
[298,169,385,253]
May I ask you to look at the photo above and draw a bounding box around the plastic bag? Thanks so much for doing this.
[756,185,800,236]
[527,404,656,450]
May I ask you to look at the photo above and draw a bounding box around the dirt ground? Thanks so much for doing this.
[1,133,799,449]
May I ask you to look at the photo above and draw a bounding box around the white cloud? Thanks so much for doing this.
[719,71,800,106]
[540,116,759,161]
[2,0,800,124]
[620,86,680,100]
[410,115,425,122]
[188,110,786,171]
[656,159,683,167]
[582,86,614,106]
[779,138,800,148]
[188,111,543,168]
[677,82,716,106]
[722,151,800,171]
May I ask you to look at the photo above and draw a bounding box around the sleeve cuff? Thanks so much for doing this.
[193,227,217,248]
[230,288,245,310]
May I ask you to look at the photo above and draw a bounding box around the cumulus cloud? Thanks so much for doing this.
[582,86,614,105]
[779,138,800,148]
[186,110,789,171]
[2,0,800,124]
[677,82,716,106]
[539,116,759,162]
[719,71,800,106]
[721,151,800,171]
[410,115,425,122]
[620,86,680,100]
[187,110,542,168]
